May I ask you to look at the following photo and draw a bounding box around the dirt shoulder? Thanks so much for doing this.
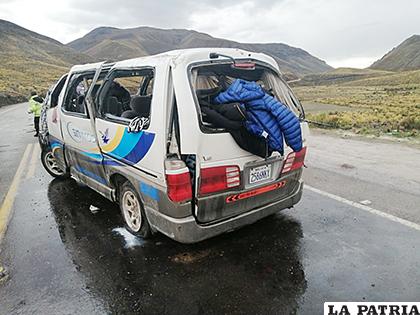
[309,127,420,149]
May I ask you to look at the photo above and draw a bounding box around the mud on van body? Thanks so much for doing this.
[39,48,309,243]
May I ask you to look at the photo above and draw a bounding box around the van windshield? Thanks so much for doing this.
[190,62,304,131]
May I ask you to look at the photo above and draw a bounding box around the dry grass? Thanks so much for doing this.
[0,56,68,99]
[295,83,420,138]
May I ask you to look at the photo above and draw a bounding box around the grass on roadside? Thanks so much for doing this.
[294,84,420,138]
[0,57,68,98]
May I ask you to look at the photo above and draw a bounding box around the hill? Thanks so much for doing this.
[295,67,420,87]
[67,26,332,77]
[293,67,393,86]
[0,19,91,105]
[370,35,420,71]
[342,69,420,87]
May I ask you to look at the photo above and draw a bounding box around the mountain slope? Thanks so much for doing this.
[68,26,332,77]
[0,19,91,104]
[370,35,420,71]
[294,67,393,86]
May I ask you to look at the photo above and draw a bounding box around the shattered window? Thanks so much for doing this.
[98,68,154,126]
[63,73,94,115]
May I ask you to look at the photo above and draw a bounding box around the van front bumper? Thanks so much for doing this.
[145,180,304,244]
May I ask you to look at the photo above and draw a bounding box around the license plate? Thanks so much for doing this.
[249,164,272,184]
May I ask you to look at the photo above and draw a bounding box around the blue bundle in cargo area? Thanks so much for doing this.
[214,79,303,155]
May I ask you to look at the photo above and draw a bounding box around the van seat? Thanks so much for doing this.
[121,95,151,119]
[106,96,123,116]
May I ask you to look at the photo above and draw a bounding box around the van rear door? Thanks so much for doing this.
[172,60,307,223]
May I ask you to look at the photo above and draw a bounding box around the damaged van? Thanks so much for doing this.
[39,48,309,243]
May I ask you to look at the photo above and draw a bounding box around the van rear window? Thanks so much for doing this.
[190,62,303,132]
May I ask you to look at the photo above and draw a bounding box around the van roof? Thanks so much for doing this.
[70,62,104,73]
[115,47,278,69]
[68,48,279,74]
[112,48,279,72]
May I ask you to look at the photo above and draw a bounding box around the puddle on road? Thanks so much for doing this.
[112,227,145,248]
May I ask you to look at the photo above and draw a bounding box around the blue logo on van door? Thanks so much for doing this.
[99,128,110,144]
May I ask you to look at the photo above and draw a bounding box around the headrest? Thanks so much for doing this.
[130,95,151,116]
[196,87,222,99]
[76,95,85,105]
[107,96,121,116]
[108,96,118,104]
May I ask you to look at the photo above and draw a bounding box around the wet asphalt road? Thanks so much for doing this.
[0,103,34,203]
[0,103,420,314]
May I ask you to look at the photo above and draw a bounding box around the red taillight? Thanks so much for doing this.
[199,165,240,195]
[281,147,307,175]
[232,62,256,70]
[165,159,192,203]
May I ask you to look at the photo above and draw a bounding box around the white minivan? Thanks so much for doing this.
[39,48,309,243]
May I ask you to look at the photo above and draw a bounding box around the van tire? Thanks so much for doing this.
[119,181,152,238]
[41,149,69,178]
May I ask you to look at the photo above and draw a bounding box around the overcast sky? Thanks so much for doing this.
[1,0,419,68]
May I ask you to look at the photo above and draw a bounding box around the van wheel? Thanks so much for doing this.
[119,181,152,238]
[41,149,68,178]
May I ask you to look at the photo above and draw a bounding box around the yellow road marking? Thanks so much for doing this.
[0,143,32,242]
[26,144,40,180]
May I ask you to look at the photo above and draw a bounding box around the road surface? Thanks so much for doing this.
[0,103,419,314]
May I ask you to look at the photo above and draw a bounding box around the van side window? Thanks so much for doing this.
[63,73,93,115]
[50,75,67,108]
[99,69,154,125]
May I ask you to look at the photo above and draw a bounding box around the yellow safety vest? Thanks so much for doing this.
[29,95,42,117]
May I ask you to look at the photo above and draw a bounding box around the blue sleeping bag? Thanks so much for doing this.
[214,79,302,154]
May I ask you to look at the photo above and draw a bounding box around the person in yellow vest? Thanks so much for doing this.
[28,91,43,137]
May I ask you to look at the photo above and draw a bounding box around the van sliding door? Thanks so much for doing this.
[60,71,108,189]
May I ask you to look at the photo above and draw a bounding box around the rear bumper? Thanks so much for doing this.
[145,180,304,244]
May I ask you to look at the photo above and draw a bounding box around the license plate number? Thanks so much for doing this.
[249,164,272,184]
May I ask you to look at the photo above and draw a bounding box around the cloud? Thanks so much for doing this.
[0,0,419,67]
[329,56,382,69]
[189,0,420,63]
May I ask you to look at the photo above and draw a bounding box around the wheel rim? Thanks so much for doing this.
[122,190,142,232]
[44,151,64,176]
